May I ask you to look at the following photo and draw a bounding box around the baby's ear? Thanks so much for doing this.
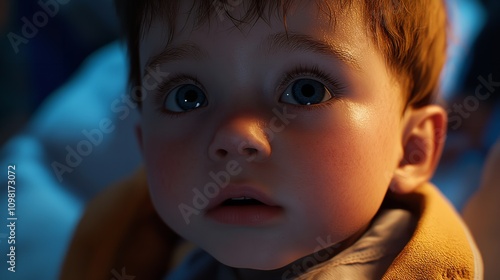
[390,105,447,194]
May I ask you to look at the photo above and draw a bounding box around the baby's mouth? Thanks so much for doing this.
[205,187,283,226]
[221,197,266,206]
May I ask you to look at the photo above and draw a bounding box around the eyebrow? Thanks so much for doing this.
[264,32,361,70]
[145,42,207,73]
[144,32,360,76]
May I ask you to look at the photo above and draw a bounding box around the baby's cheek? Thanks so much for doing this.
[145,150,185,202]
[147,169,194,231]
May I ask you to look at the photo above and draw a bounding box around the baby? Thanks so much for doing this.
[61,0,483,279]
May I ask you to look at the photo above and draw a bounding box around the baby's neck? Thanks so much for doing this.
[229,225,369,280]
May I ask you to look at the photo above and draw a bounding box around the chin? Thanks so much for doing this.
[218,258,290,270]
[210,247,304,270]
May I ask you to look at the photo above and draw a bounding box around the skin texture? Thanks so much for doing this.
[136,0,447,277]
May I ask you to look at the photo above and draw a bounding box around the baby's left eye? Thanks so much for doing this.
[163,84,207,113]
[280,79,333,105]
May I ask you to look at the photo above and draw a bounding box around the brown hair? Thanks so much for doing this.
[114,0,447,108]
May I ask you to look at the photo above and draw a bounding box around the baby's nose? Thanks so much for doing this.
[208,117,271,163]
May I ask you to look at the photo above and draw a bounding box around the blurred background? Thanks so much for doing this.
[0,0,498,279]
[0,0,119,146]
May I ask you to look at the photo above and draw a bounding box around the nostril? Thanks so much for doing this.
[216,149,228,158]
[244,148,258,156]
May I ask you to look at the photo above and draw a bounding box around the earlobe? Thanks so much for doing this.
[390,105,447,194]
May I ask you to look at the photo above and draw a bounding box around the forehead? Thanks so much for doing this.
[139,0,370,74]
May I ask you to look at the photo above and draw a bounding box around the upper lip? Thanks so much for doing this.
[206,185,279,211]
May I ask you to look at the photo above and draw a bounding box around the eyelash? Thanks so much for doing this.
[153,65,345,116]
[153,74,204,117]
[277,64,345,110]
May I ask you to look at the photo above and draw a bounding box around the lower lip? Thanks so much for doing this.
[206,205,283,226]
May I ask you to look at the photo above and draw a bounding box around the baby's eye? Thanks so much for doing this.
[280,79,333,105]
[164,84,207,112]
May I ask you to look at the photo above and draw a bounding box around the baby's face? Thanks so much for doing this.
[138,1,406,270]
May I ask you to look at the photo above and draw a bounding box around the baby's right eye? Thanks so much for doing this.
[164,84,208,112]
[280,78,333,106]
